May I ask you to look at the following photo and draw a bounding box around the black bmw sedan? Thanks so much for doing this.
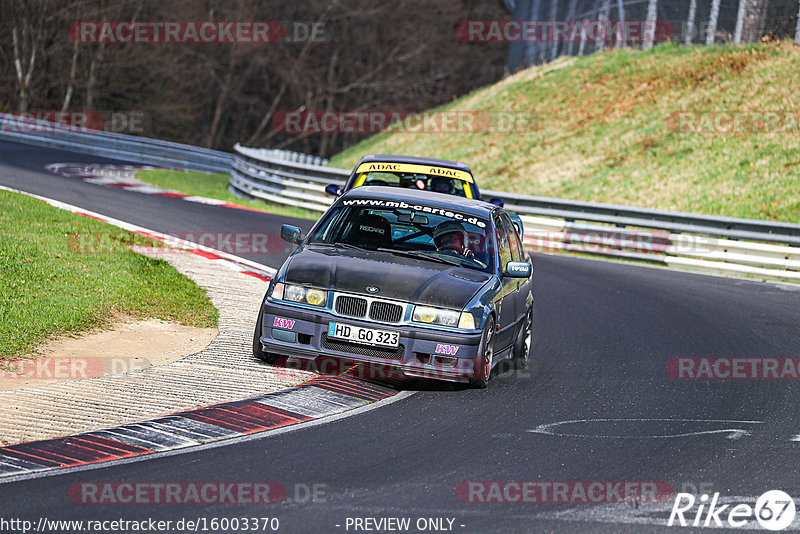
[254,186,533,388]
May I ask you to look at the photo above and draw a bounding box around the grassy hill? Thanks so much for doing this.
[329,41,800,223]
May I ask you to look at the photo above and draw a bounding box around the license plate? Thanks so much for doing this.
[328,322,399,348]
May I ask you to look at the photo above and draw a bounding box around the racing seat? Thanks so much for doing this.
[346,213,392,249]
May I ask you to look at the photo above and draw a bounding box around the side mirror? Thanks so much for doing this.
[325,184,342,196]
[488,197,504,207]
[505,261,532,278]
[280,224,302,244]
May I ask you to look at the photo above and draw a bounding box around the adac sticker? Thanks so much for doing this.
[355,162,473,183]
[273,317,295,330]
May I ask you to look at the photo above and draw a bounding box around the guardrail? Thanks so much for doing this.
[229,143,349,212]
[229,144,800,283]
[0,113,230,174]
[2,121,797,283]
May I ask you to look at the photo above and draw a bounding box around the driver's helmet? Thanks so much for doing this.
[433,220,467,250]
[430,175,455,194]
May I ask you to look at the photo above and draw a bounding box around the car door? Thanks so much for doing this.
[493,214,518,352]
[501,212,532,332]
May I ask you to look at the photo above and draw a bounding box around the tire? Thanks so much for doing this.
[512,306,533,370]
[253,309,277,363]
[469,316,495,389]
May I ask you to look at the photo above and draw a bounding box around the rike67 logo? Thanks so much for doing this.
[668,490,796,531]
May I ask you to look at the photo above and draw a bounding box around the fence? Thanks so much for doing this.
[505,0,800,71]
[229,144,800,282]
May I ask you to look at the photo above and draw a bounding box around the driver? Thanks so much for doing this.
[430,175,455,195]
[433,220,472,257]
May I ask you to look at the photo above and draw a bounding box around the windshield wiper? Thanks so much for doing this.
[308,242,370,252]
[334,243,371,252]
[376,248,463,267]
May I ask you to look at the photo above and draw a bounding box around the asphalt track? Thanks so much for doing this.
[2,140,800,533]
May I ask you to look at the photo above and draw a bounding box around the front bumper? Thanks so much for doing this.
[259,300,483,383]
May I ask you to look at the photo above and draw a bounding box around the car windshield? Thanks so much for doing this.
[308,198,494,273]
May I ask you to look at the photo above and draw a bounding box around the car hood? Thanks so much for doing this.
[283,245,491,309]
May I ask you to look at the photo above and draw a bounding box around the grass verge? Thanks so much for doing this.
[136,169,320,221]
[0,190,218,362]
[329,41,800,223]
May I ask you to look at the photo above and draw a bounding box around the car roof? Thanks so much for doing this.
[357,154,472,174]
[338,185,497,219]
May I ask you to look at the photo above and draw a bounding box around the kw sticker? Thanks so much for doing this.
[273,317,295,329]
[435,344,460,356]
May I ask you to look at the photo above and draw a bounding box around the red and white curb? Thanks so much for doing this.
[0,375,397,478]
[45,162,279,215]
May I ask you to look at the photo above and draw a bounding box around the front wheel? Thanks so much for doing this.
[469,316,495,389]
[253,309,277,363]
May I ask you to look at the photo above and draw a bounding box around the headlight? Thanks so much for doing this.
[277,283,328,307]
[412,306,460,327]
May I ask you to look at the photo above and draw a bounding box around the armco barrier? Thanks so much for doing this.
[0,113,230,174]
[229,144,800,283]
[1,118,797,283]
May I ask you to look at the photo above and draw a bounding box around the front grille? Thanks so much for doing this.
[335,296,367,318]
[369,301,403,323]
[322,336,404,360]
